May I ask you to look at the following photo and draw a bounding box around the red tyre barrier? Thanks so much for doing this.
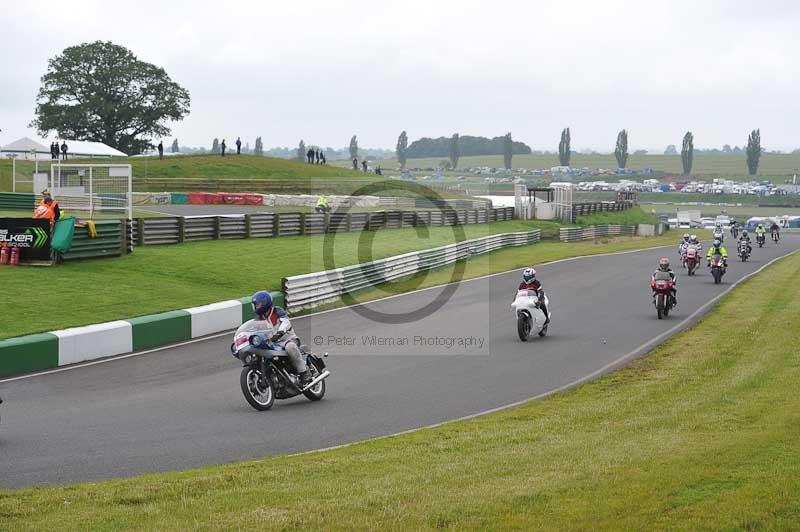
[188,192,206,205]
[203,193,222,205]
[219,193,263,205]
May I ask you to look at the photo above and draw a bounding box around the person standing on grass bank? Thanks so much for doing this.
[352,157,358,171]
[307,147,315,164]
[320,150,326,164]
[236,137,242,155]
[221,139,226,156]
[315,149,320,164]
[60,141,68,161]
[50,142,57,160]
[362,159,368,172]
[157,141,164,159]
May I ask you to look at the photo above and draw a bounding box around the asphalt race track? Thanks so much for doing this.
[1,235,798,488]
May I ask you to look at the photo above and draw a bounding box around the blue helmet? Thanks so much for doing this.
[251,290,273,317]
[522,267,536,283]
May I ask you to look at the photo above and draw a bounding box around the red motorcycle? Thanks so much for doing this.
[684,245,699,276]
[651,271,676,320]
[709,254,726,284]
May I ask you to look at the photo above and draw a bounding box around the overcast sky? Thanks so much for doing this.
[1,0,799,153]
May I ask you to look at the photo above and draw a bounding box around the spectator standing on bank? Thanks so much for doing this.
[236,137,242,155]
[307,147,315,164]
[221,139,227,156]
[157,141,164,159]
[362,159,368,172]
[352,157,358,171]
[60,141,68,161]
[315,149,320,164]
[320,151,326,164]
[50,142,57,160]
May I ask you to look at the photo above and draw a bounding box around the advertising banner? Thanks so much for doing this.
[0,218,52,262]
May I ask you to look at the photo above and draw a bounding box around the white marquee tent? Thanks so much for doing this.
[0,137,127,159]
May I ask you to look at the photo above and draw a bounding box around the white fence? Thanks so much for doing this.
[282,230,542,312]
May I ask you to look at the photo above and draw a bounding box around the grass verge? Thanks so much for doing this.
[1,242,797,530]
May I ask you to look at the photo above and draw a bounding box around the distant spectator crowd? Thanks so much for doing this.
[50,141,68,160]
[306,148,327,164]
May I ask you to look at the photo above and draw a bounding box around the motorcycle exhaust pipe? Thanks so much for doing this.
[301,370,331,392]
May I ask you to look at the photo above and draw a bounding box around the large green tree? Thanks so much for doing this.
[558,127,571,166]
[297,140,306,162]
[746,129,761,176]
[449,133,460,169]
[615,129,628,168]
[349,135,358,159]
[396,131,408,169]
[31,41,190,155]
[254,136,263,156]
[212,138,219,153]
[171,138,179,153]
[503,132,513,169]
[681,131,693,175]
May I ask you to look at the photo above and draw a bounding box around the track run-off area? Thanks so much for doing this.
[1,235,798,488]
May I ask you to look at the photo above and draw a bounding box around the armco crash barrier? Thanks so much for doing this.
[559,225,638,242]
[282,230,542,312]
[0,293,285,378]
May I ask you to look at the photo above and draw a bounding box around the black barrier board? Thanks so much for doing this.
[0,218,52,261]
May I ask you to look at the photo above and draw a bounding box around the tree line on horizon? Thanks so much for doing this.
[28,40,768,176]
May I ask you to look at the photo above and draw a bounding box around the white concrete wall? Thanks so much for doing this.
[54,321,133,366]
[186,300,242,338]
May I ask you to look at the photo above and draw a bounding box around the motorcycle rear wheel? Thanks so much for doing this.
[517,314,531,342]
[240,367,275,411]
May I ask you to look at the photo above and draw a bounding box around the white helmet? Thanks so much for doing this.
[690,234,698,242]
[683,233,690,240]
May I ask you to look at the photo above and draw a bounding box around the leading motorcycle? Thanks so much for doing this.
[230,322,330,411]
[651,271,675,319]
[511,289,551,341]
[757,233,765,248]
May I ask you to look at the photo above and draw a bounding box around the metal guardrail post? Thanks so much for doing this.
[346,213,352,232]
[245,214,252,238]
[137,219,145,246]
[300,213,307,235]
[365,213,372,231]
[213,217,221,240]
[178,217,185,243]
[273,213,280,237]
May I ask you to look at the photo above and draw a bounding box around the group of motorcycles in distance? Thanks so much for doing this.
[652,221,779,320]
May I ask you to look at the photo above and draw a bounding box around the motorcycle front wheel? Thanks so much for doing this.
[656,294,665,319]
[302,359,326,401]
[517,314,531,341]
[240,367,275,411]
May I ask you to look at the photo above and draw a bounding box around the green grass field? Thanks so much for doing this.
[348,153,800,179]
[1,240,795,531]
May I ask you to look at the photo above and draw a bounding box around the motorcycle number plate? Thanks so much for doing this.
[655,281,667,288]
[234,334,249,349]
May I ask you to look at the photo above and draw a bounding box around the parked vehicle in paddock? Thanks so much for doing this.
[230,322,329,411]
[511,288,551,341]
[738,240,750,262]
[651,271,676,319]
[684,244,700,275]
[709,254,727,284]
